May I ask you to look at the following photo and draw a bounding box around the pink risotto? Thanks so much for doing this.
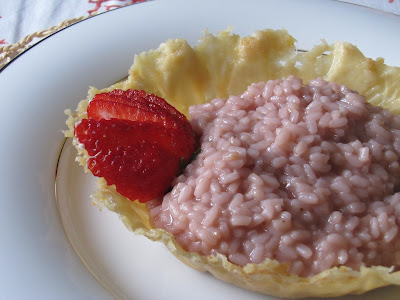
[147,76,400,277]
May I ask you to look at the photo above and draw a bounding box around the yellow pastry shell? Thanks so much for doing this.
[65,29,400,298]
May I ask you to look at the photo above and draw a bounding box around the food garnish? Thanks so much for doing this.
[74,89,197,202]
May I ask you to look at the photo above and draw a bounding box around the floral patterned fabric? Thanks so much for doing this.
[0,0,399,46]
[0,0,146,45]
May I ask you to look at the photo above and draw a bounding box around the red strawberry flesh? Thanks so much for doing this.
[87,143,180,202]
[74,89,197,203]
[75,118,196,162]
[90,89,194,135]
[87,100,175,127]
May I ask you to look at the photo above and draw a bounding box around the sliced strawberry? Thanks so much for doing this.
[75,120,182,202]
[93,89,181,119]
[87,100,177,129]
[88,143,179,203]
[75,89,198,203]
[75,118,196,162]
[92,89,147,104]
[89,89,194,136]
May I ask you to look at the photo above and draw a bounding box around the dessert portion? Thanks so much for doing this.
[65,29,400,298]
[147,76,400,277]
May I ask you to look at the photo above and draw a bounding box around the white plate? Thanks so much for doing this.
[1,0,400,299]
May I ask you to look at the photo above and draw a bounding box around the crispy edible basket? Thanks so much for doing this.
[65,29,400,298]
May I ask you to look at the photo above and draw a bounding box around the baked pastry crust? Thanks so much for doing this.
[65,29,400,298]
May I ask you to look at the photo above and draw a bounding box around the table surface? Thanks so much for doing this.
[0,0,399,47]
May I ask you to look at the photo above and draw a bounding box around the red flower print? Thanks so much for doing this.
[88,0,147,14]
[0,16,6,45]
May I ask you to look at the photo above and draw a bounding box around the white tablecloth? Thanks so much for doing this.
[0,0,145,46]
[1,0,400,46]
